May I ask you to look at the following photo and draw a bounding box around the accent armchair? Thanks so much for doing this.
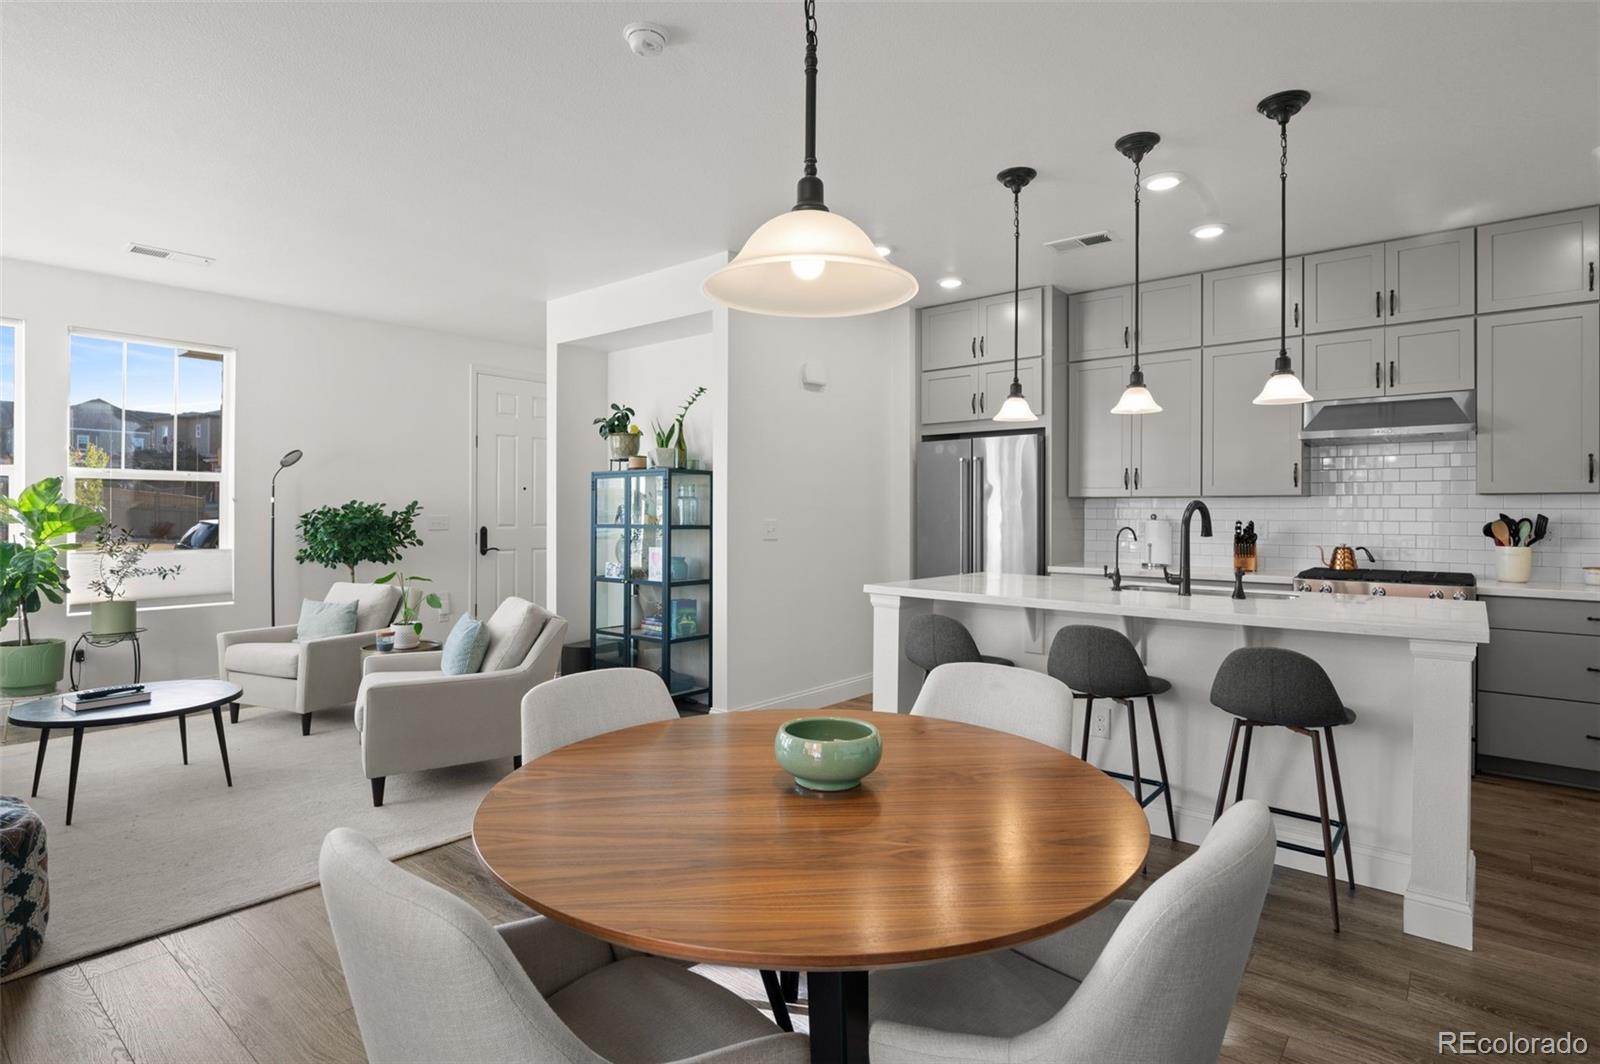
[217,581,401,735]
[356,596,566,806]
[320,827,809,1064]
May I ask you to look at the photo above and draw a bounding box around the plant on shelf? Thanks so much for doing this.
[651,419,679,468]
[295,500,423,582]
[673,386,707,467]
[0,478,107,694]
[84,523,183,636]
[594,403,641,461]
[373,570,442,649]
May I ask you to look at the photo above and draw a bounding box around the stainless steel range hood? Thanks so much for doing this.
[1299,391,1475,445]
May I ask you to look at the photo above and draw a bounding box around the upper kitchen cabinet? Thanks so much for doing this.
[1203,258,1303,346]
[980,288,1043,367]
[1477,303,1599,494]
[1136,274,1202,353]
[1386,228,1475,323]
[1303,318,1475,401]
[1303,328,1386,402]
[1066,349,1200,498]
[1068,286,1133,361]
[1478,207,1599,314]
[1203,338,1306,496]
[920,300,983,371]
[1305,243,1386,334]
[1067,357,1133,496]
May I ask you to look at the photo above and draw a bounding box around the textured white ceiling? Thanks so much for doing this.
[4,2,1597,345]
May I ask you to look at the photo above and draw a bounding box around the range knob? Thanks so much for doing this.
[1428,589,1445,599]
[1319,583,1334,594]
[1453,590,1469,601]
[1370,586,1387,597]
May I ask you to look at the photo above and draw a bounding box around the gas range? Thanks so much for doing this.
[1293,568,1477,600]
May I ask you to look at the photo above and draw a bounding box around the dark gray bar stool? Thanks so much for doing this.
[1209,646,1356,932]
[905,615,1013,675]
[1046,625,1177,842]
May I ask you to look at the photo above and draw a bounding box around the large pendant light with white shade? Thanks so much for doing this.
[1252,90,1314,406]
[702,0,918,317]
[1110,132,1163,416]
[992,166,1040,423]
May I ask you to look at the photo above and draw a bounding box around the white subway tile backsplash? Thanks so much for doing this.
[1081,437,1600,585]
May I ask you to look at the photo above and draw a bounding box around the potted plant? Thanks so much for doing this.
[672,386,707,468]
[373,570,442,649]
[650,419,678,468]
[294,500,423,582]
[0,478,107,695]
[593,403,641,461]
[84,523,183,635]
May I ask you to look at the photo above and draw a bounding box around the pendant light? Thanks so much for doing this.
[992,166,1039,423]
[1110,132,1163,416]
[1252,90,1315,406]
[702,1,918,317]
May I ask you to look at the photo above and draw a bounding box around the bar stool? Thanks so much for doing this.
[1209,647,1356,932]
[1046,625,1177,842]
[905,614,1013,675]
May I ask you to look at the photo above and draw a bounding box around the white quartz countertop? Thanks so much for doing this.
[866,572,1489,644]
[1050,564,1600,601]
[1473,579,1600,601]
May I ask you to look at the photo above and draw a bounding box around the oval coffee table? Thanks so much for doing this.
[473,708,1150,1063]
[9,679,243,826]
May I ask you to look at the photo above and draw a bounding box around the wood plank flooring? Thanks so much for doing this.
[2,694,1594,1064]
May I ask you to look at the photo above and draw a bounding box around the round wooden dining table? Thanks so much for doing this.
[472,708,1150,1064]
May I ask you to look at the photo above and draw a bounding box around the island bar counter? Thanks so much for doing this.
[864,572,1490,949]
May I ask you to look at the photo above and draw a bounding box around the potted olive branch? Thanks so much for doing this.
[84,523,183,635]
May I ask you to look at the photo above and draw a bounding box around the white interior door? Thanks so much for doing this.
[473,371,547,616]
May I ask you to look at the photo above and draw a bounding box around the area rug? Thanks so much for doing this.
[0,704,509,978]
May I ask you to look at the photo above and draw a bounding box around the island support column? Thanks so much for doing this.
[1405,638,1478,950]
[870,593,930,713]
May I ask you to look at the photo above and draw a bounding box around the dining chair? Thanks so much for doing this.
[910,661,1074,752]
[320,828,809,1064]
[867,800,1276,1064]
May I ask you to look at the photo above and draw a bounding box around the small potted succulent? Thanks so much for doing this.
[85,523,183,635]
[373,570,442,649]
[594,403,641,461]
[650,419,678,468]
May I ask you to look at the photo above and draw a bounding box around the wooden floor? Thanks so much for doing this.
[3,694,1595,1064]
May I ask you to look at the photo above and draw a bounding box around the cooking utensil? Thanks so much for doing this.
[1488,520,1511,547]
[1516,518,1534,547]
[1530,514,1549,546]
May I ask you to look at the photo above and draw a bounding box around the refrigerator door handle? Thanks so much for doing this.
[957,457,970,573]
[971,456,985,572]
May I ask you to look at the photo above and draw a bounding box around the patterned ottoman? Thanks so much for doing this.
[1,796,48,975]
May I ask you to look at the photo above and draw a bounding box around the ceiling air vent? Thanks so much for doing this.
[1045,230,1113,252]
[126,243,215,267]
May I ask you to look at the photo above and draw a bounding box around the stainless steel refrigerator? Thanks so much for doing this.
[915,432,1045,577]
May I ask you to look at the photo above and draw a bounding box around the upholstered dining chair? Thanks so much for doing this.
[910,661,1074,752]
[866,800,1276,1064]
[320,828,808,1064]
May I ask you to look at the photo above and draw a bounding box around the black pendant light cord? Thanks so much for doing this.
[795,0,826,210]
[1012,183,1022,387]
[1132,155,1142,373]
[1278,117,1288,360]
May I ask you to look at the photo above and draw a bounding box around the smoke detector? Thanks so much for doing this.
[1044,230,1114,253]
[623,22,668,57]
[126,242,215,266]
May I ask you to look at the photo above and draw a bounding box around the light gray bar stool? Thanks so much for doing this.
[905,614,1013,676]
[1046,625,1177,842]
[1209,646,1356,932]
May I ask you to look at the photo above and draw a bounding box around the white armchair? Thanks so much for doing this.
[356,597,566,807]
[217,582,402,735]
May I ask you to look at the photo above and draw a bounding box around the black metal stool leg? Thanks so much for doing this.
[1324,726,1355,892]
[1308,729,1340,932]
[1080,696,1093,760]
[1145,695,1177,841]
[759,969,794,1032]
[1214,718,1241,823]
[1235,722,1254,801]
[1124,700,1144,807]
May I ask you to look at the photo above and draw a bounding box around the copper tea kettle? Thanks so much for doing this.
[1319,544,1374,570]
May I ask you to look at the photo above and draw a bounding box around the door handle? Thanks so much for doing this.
[1124,467,1130,491]
[957,458,970,572]
[970,393,977,415]
[1375,291,1382,319]
[1123,325,1130,349]
[1375,361,1381,388]
[979,336,985,357]
[1133,467,1140,491]
[1389,361,1395,388]
[1293,461,1299,488]
[478,526,501,556]
[1389,289,1396,316]
[972,456,985,570]
[1590,262,1595,292]
[1586,667,1600,674]
[1293,302,1300,329]
[970,337,977,359]
[1590,453,1595,484]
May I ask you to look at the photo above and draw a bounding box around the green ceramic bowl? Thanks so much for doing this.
[774,717,883,792]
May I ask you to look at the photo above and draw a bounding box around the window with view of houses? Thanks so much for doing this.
[67,330,233,604]
[1,321,18,540]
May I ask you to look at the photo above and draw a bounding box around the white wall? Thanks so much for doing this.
[2,258,537,687]
[607,334,715,463]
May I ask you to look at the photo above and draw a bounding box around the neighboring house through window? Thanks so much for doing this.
[0,321,19,541]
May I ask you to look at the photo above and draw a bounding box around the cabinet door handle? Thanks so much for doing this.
[1590,262,1595,292]
[1134,467,1141,491]
[979,336,985,357]
[979,391,986,413]
[1587,734,1600,741]
[1587,668,1600,674]
[1375,361,1381,388]
[1389,361,1395,388]
[1293,461,1299,488]
[1293,302,1300,328]
[1389,288,1396,316]
[970,337,977,359]
[1123,325,1130,349]
[1124,467,1130,491]
[970,392,977,415]
[1375,291,1382,319]
[1591,453,1595,484]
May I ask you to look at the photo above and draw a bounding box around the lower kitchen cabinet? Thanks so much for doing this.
[1478,595,1600,787]
[1477,303,1599,494]
[1202,339,1305,496]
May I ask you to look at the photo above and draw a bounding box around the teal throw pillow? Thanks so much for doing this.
[441,614,489,675]
[297,598,358,640]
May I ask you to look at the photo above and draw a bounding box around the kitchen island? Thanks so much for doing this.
[864,572,1490,949]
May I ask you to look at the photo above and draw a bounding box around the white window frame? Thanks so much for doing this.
[65,327,236,608]
[0,319,22,517]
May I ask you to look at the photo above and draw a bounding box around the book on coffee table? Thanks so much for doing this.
[63,690,153,711]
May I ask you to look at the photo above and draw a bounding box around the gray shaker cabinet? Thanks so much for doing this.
[1202,339,1306,496]
[1202,258,1303,346]
[1476,303,1599,493]
[1478,207,1599,313]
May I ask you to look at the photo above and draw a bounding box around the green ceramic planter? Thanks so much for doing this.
[774,717,882,792]
[89,599,138,636]
[0,639,66,697]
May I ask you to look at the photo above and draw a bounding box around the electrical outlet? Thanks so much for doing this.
[1091,705,1110,739]
[762,518,778,541]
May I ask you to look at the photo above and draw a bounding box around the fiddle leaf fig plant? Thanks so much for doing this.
[373,570,442,635]
[295,500,423,582]
[0,478,107,644]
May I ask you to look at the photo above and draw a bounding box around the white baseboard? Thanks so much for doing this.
[721,673,874,713]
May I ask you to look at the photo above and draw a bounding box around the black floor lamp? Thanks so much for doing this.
[270,449,304,626]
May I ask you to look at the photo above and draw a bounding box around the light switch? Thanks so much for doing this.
[428,515,450,531]
[762,519,779,541]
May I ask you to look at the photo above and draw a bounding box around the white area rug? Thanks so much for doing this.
[0,704,510,978]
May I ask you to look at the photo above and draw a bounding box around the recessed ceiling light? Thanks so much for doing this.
[1143,172,1184,192]
[874,243,894,257]
[1190,223,1228,240]
[937,276,963,289]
